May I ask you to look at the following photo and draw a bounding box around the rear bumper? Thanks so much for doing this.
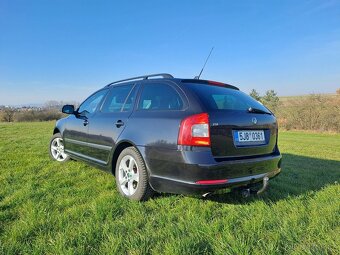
[139,146,282,194]
[149,168,281,194]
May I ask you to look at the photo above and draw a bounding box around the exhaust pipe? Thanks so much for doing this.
[202,192,211,198]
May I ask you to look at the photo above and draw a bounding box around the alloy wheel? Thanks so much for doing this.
[50,137,68,162]
[118,155,139,196]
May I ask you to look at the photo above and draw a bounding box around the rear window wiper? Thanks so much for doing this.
[247,107,272,115]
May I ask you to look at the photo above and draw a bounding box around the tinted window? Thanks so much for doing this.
[187,83,270,113]
[138,83,183,110]
[78,89,107,114]
[122,85,137,112]
[101,84,134,113]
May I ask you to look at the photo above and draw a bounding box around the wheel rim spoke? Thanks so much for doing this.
[128,181,134,194]
[119,177,128,186]
[123,160,129,172]
[131,173,139,182]
[129,159,135,171]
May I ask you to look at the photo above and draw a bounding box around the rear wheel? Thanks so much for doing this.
[115,147,154,201]
[49,133,70,162]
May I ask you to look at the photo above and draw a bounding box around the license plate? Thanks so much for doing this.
[234,130,265,144]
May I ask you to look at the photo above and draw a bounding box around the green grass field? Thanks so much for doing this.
[0,122,339,255]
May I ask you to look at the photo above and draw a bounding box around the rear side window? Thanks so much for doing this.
[101,84,134,113]
[138,83,183,110]
[187,83,270,113]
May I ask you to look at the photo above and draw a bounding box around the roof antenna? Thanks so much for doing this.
[194,47,214,79]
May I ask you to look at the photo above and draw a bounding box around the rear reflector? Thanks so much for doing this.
[196,179,228,185]
[178,113,210,146]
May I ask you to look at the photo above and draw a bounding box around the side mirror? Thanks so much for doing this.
[62,105,75,114]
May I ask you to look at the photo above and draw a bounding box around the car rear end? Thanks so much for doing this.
[149,79,282,194]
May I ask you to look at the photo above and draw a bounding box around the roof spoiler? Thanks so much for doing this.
[181,79,239,90]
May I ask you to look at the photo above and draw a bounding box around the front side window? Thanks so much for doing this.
[101,84,134,113]
[78,89,107,114]
[138,83,183,110]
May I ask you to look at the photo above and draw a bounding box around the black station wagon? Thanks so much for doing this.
[49,73,282,201]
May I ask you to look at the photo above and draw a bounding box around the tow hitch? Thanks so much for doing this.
[240,176,270,198]
[256,176,269,195]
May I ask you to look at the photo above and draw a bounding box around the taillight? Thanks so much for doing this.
[178,113,210,146]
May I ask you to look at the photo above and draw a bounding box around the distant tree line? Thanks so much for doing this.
[249,88,340,132]
[1,108,16,122]
[0,101,79,123]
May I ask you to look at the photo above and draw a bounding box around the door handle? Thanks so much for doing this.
[115,120,124,128]
[83,119,89,126]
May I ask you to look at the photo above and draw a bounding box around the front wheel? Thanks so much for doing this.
[49,133,70,162]
[115,147,154,201]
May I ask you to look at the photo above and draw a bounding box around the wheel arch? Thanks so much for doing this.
[53,127,60,134]
[111,140,145,176]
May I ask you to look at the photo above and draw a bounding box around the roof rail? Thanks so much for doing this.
[106,73,174,87]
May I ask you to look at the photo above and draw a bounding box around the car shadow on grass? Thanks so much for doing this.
[182,153,340,204]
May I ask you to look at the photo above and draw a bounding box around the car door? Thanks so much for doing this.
[86,83,137,165]
[63,89,108,159]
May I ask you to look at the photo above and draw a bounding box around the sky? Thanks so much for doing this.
[1,0,340,106]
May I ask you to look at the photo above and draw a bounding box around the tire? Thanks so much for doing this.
[115,147,154,201]
[49,133,70,162]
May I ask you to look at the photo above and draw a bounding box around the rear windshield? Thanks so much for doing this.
[187,83,270,113]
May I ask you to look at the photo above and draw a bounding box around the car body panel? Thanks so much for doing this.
[62,115,90,157]
[86,111,129,164]
[53,77,282,195]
